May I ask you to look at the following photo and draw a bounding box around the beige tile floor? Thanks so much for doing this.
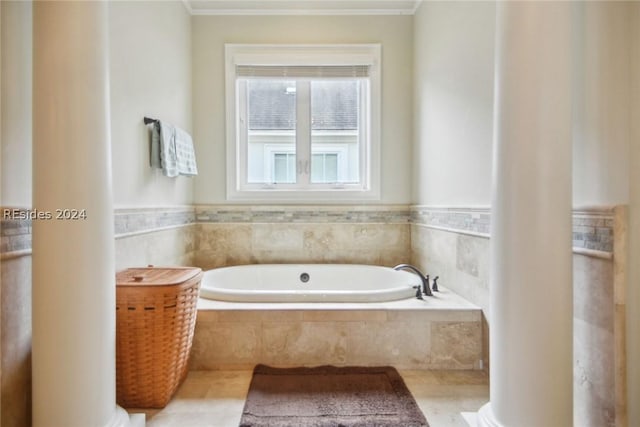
[130,369,489,427]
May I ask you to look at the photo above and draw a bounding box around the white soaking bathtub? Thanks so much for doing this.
[200,264,421,303]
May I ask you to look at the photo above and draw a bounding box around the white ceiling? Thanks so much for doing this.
[184,0,422,15]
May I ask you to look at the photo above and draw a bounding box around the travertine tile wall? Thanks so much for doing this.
[574,254,616,427]
[0,204,628,427]
[191,308,482,370]
[194,223,410,270]
[0,255,31,427]
[410,223,490,313]
[193,205,412,270]
[1,209,33,427]
[189,205,484,372]
[410,205,625,427]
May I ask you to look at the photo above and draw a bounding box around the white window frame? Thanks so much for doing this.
[225,44,381,202]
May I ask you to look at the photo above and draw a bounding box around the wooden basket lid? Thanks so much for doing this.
[116,267,202,286]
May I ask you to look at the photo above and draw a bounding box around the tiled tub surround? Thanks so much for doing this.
[410,205,618,319]
[193,205,412,270]
[411,205,626,427]
[192,292,483,371]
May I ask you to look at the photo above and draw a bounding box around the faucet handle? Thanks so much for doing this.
[413,285,424,300]
[423,275,430,296]
[432,276,439,292]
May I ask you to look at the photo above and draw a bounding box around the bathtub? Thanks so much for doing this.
[200,264,421,303]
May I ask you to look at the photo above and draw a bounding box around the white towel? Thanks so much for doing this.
[150,121,198,177]
[173,126,198,176]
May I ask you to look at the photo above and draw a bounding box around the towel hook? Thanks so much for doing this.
[143,117,159,125]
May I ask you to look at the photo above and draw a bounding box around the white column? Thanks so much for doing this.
[32,2,139,426]
[478,2,573,427]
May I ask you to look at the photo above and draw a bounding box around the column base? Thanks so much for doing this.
[127,414,146,427]
[476,402,504,427]
[461,411,478,426]
[105,406,145,427]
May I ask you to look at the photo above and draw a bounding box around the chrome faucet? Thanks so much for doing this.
[393,264,433,297]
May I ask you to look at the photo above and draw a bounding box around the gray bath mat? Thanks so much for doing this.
[239,364,429,427]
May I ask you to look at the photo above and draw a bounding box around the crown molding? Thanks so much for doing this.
[181,0,193,14]
[186,0,421,16]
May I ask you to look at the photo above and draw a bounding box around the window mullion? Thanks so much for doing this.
[296,80,311,187]
[238,80,249,189]
[359,79,369,188]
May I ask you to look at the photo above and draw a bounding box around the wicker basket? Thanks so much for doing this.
[115,266,202,408]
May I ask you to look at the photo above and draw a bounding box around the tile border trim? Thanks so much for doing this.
[410,206,491,237]
[0,208,32,256]
[114,207,196,236]
[1,204,619,256]
[411,205,615,254]
[194,204,411,224]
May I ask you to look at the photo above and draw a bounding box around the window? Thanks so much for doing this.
[312,153,338,183]
[225,44,381,201]
[273,153,296,183]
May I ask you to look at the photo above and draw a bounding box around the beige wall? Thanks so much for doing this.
[413,1,632,208]
[412,1,495,207]
[573,2,631,207]
[2,0,195,209]
[192,14,414,204]
[109,1,193,208]
[1,1,32,208]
